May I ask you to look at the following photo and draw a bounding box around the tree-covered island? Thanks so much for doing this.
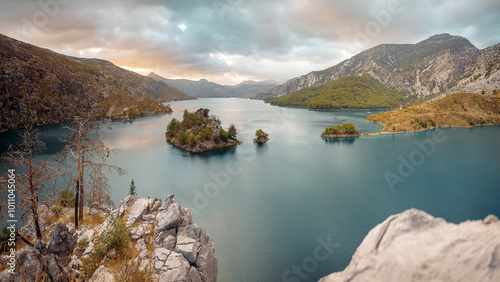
[166,108,240,153]
[253,129,269,144]
[321,122,361,138]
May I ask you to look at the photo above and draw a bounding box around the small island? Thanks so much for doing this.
[166,108,240,153]
[253,129,269,144]
[321,122,361,138]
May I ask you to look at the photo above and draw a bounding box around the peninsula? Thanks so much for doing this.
[166,108,240,153]
[366,92,500,133]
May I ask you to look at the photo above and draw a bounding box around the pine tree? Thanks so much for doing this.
[129,179,137,196]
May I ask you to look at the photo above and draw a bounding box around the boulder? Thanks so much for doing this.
[175,235,201,264]
[116,195,137,217]
[195,245,218,282]
[14,247,44,282]
[188,266,203,282]
[164,234,177,251]
[40,253,69,281]
[320,209,500,282]
[142,214,156,224]
[159,252,190,281]
[127,198,151,227]
[159,194,175,212]
[156,203,183,232]
[484,214,499,225]
[47,222,78,265]
[153,247,171,272]
[90,265,115,282]
[130,225,145,240]
[87,202,111,216]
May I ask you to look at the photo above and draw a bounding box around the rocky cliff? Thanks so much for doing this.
[320,209,500,282]
[0,34,194,132]
[261,34,499,100]
[0,194,217,282]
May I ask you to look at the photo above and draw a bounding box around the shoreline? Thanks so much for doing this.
[365,123,500,137]
[321,132,361,138]
[168,140,241,154]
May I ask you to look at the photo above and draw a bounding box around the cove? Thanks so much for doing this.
[1,98,499,282]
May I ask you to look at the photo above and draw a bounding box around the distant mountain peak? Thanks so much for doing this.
[260,34,498,100]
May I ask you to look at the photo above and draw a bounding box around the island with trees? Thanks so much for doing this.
[166,108,240,153]
[321,122,361,138]
[253,129,269,144]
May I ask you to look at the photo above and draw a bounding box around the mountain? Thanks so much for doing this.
[268,74,404,110]
[260,34,500,100]
[0,34,193,132]
[148,73,278,98]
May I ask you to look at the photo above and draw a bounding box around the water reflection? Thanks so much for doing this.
[322,137,357,145]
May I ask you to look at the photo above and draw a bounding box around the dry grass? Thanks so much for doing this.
[367,92,500,132]
[112,257,155,282]
[84,213,106,229]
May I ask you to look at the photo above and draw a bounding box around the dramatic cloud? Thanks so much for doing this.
[0,0,499,84]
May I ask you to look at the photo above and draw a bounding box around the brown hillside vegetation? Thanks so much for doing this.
[0,34,193,132]
[367,92,500,133]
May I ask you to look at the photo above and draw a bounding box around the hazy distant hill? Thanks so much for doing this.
[260,34,500,100]
[0,34,193,132]
[148,72,278,98]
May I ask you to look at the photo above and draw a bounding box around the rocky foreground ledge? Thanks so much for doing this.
[320,209,500,282]
[0,194,217,282]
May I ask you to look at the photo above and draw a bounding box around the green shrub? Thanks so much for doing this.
[255,129,269,139]
[181,132,189,145]
[82,215,130,278]
[57,189,74,207]
[51,205,63,217]
[129,179,137,196]
[228,124,237,140]
[75,238,89,256]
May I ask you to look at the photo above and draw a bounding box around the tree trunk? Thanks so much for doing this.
[32,200,42,239]
[79,155,85,221]
[74,159,80,229]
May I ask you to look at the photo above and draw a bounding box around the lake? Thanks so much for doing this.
[1,98,499,281]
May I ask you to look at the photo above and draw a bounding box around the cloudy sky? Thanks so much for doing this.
[0,0,499,85]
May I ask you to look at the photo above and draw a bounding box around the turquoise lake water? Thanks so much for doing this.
[1,98,499,281]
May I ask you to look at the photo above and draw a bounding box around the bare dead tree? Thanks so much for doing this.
[1,127,59,241]
[60,116,125,230]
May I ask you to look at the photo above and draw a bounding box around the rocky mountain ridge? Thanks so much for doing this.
[0,34,193,132]
[261,34,500,100]
[320,209,500,282]
[148,72,277,98]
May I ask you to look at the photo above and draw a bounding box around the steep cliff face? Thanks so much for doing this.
[262,34,499,100]
[320,209,500,282]
[0,34,193,132]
